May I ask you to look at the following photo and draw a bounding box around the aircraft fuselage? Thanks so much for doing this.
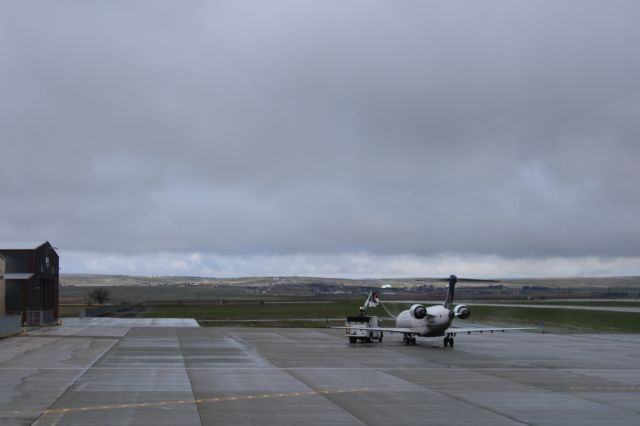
[396,305,453,337]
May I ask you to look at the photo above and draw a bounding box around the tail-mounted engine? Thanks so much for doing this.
[410,304,427,319]
[454,304,471,319]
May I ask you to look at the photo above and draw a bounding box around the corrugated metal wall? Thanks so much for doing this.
[0,315,21,337]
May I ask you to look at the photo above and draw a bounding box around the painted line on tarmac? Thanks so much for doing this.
[570,386,640,391]
[0,366,535,371]
[35,387,370,418]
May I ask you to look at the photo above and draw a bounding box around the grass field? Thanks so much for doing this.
[57,300,640,332]
[468,306,640,333]
[477,300,640,307]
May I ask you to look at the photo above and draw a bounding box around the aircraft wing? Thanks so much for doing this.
[330,326,416,334]
[447,326,536,334]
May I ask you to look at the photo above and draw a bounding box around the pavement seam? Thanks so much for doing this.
[466,365,640,417]
[176,327,205,426]
[374,360,534,426]
[30,330,126,426]
[226,330,369,426]
[436,388,531,426]
[278,367,370,426]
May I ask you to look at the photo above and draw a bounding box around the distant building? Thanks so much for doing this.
[0,242,59,324]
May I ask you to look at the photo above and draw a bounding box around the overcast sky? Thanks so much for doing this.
[1,1,639,278]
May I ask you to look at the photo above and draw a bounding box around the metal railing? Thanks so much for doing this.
[0,315,22,337]
[7,310,56,326]
[24,310,55,326]
[80,304,130,318]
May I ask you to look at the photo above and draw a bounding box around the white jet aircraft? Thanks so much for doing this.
[352,275,533,347]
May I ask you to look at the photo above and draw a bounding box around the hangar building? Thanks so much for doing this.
[0,241,59,324]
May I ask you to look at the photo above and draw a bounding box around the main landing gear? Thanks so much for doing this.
[443,334,455,347]
[403,334,416,346]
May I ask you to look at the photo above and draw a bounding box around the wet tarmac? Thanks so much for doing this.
[0,321,638,425]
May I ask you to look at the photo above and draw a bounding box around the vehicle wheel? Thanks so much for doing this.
[450,338,454,347]
[378,335,383,342]
[349,337,357,344]
[443,337,449,347]
[411,337,417,345]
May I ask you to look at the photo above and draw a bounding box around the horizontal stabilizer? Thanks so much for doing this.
[412,277,500,283]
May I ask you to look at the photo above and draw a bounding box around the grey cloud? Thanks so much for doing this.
[1,1,640,264]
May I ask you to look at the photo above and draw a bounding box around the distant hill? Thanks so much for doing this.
[60,274,640,289]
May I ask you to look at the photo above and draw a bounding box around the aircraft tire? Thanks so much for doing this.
[450,338,454,347]
[349,337,357,343]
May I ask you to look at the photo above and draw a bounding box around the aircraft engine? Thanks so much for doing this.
[454,304,471,319]
[410,304,427,319]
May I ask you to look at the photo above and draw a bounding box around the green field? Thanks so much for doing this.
[59,300,640,332]
[477,300,640,307]
[467,306,640,333]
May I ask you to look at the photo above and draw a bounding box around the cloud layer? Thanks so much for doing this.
[2,1,639,276]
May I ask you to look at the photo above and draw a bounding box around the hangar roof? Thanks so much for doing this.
[5,273,35,280]
[0,242,49,250]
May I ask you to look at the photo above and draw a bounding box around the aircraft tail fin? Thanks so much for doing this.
[444,275,457,309]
